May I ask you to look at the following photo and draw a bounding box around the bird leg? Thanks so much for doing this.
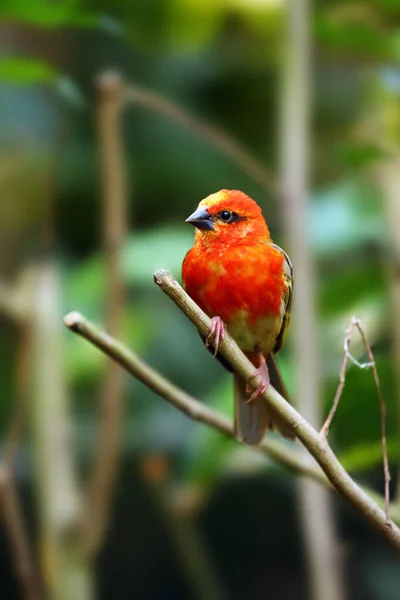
[206,316,225,356]
[246,354,270,404]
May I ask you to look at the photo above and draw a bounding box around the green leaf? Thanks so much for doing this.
[0,57,58,84]
[315,17,392,59]
[0,0,97,28]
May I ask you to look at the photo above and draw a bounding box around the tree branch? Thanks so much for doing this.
[321,317,391,521]
[152,270,400,550]
[280,0,345,597]
[0,467,41,600]
[83,71,127,557]
[63,298,400,551]
[125,85,282,201]
[63,311,325,482]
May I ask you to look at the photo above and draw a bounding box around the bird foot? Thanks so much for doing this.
[206,316,225,356]
[246,358,270,404]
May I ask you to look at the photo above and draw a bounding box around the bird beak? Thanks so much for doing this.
[185,207,214,231]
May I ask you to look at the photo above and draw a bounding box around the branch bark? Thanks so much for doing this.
[63,275,400,553]
[83,71,127,557]
[32,263,91,600]
[0,467,41,600]
[280,1,346,598]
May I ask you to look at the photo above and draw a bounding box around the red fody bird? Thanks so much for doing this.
[182,189,294,446]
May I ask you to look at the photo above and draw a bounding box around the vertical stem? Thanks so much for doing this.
[280,2,346,600]
[0,309,41,600]
[0,467,41,600]
[83,71,127,556]
[376,156,400,500]
[31,263,92,600]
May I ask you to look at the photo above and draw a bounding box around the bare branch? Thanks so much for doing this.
[83,71,128,557]
[63,312,325,483]
[64,296,400,553]
[355,320,391,522]
[153,270,400,548]
[0,468,41,600]
[125,85,282,201]
[0,283,39,600]
[321,317,391,522]
[320,319,357,438]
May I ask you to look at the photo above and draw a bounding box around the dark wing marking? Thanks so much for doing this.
[270,244,293,354]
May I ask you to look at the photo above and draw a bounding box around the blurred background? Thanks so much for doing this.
[1,1,400,599]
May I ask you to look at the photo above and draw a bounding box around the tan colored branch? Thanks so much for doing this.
[322,317,391,520]
[0,467,41,600]
[125,85,281,201]
[280,1,345,595]
[63,312,324,482]
[83,71,127,557]
[0,267,36,324]
[0,322,39,600]
[32,263,91,599]
[153,270,400,551]
[63,294,400,552]
[377,156,400,504]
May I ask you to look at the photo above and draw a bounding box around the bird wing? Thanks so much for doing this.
[270,244,293,355]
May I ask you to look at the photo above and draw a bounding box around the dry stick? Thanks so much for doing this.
[320,317,391,521]
[356,320,391,522]
[280,1,344,598]
[64,312,328,484]
[84,71,127,557]
[63,284,400,554]
[0,281,27,322]
[0,468,41,600]
[0,278,40,600]
[125,85,282,200]
[152,271,400,549]
[62,311,397,522]
[320,320,356,439]
[61,310,396,521]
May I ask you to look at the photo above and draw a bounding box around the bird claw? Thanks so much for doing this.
[206,316,225,356]
[246,381,268,404]
[246,358,270,404]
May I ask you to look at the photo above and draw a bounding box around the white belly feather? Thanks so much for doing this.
[226,310,282,354]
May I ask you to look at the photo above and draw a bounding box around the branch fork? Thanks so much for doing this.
[64,271,400,553]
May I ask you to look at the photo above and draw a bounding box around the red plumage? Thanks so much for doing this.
[182,189,293,445]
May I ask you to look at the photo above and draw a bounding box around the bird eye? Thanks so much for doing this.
[219,210,233,222]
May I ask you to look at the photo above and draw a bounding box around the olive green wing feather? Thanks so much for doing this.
[270,244,293,355]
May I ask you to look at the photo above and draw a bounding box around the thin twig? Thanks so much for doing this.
[320,320,357,438]
[355,320,391,522]
[125,85,282,201]
[0,468,41,600]
[64,292,400,553]
[321,317,391,522]
[83,71,127,557]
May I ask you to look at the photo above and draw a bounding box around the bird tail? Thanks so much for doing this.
[234,353,294,446]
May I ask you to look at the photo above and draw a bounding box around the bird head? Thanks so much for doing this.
[185,189,270,248]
